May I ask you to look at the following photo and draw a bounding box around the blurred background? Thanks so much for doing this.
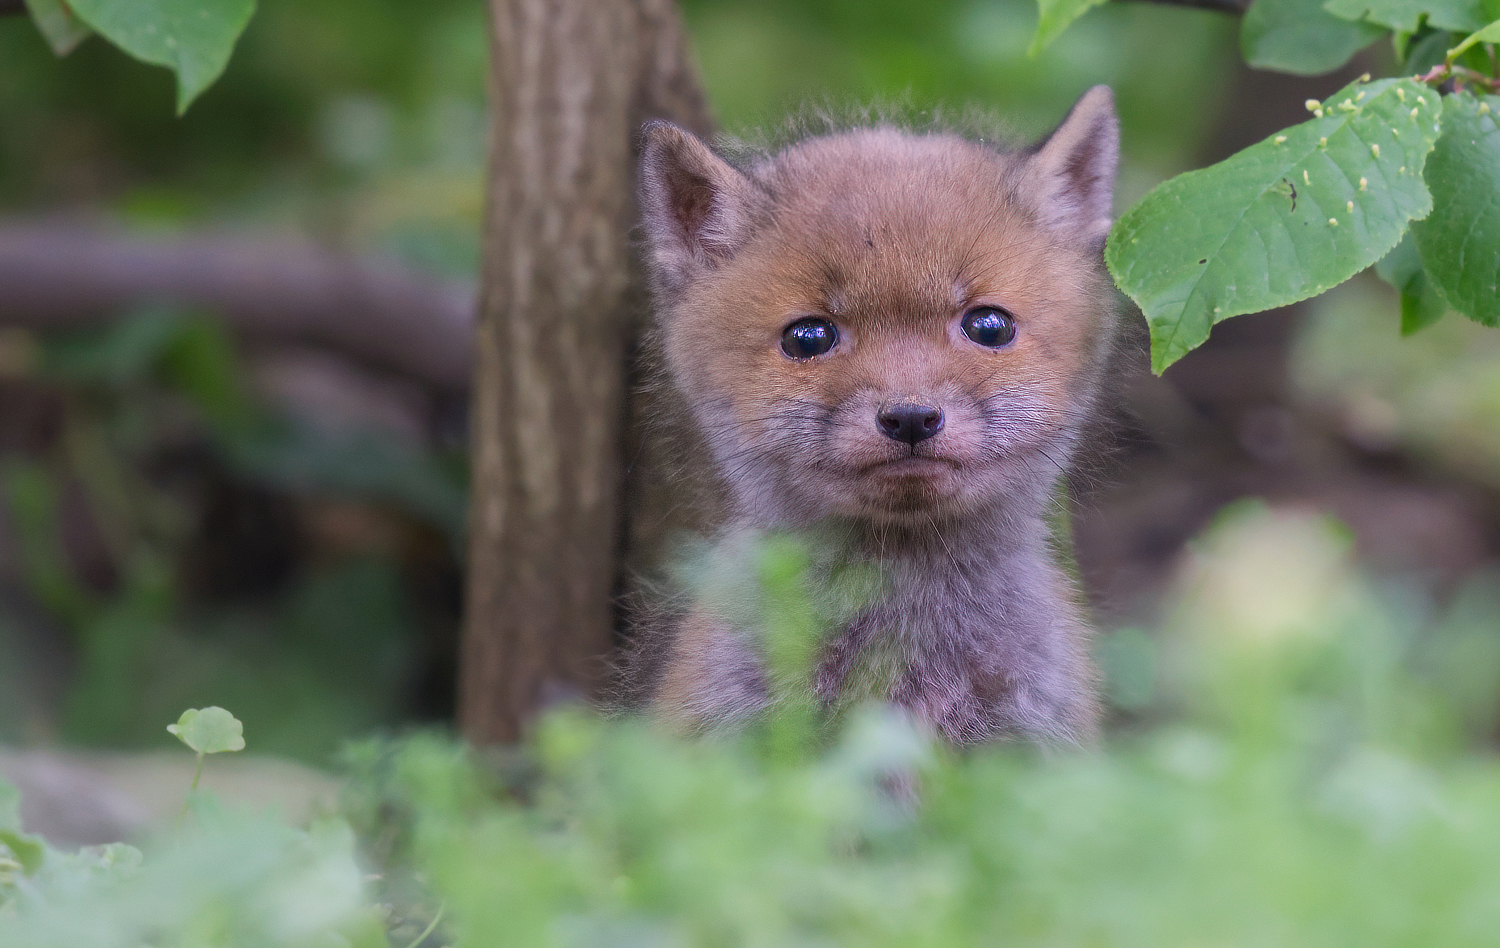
[1,0,1497,777]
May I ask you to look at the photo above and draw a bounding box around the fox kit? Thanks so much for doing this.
[631,87,1121,744]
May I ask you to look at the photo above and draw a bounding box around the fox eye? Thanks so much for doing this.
[781,317,839,359]
[961,306,1016,348]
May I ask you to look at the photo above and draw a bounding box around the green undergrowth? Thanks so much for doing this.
[5,504,1500,947]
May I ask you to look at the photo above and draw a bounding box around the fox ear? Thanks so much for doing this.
[1023,85,1119,244]
[639,122,758,294]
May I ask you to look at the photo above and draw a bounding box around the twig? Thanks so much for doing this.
[1416,62,1500,93]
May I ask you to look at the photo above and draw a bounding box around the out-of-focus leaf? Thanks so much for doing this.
[167,706,246,754]
[0,782,21,833]
[1375,234,1448,334]
[40,307,184,386]
[23,0,92,55]
[1108,78,1441,372]
[1243,0,1384,75]
[0,830,45,876]
[1323,0,1496,32]
[228,421,468,541]
[1411,93,1500,326]
[1405,29,1456,71]
[1029,0,1108,55]
[64,0,256,114]
[158,317,257,433]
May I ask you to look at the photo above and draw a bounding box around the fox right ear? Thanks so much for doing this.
[639,122,757,294]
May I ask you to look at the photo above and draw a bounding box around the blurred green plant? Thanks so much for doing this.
[345,508,1500,946]
[5,506,1500,945]
[0,706,388,948]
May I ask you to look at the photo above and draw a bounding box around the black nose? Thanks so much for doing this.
[877,403,944,444]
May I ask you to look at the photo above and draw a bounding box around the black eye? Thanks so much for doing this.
[781,318,839,359]
[961,306,1017,348]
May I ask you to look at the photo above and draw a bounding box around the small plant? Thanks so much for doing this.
[166,706,245,823]
[0,707,385,948]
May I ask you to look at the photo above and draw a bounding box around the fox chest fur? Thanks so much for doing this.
[631,87,1122,744]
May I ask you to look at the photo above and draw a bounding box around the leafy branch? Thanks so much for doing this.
[1041,2,1500,371]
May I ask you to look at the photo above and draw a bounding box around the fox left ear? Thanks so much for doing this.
[1023,85,1119,244]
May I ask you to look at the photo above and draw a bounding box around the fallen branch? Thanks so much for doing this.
[0,221,476,391]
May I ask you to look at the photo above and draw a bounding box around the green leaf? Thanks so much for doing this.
[1029,0,1108,55]
[1375,235,1449,333]
[1447,17,1500,59]
[23,0,92,55]
[1243,0,1385,75]
[1404,29,1456,72]
[1322,0,1495,33]
[0,830,46,876]
[1108,79,1441,373]
[167,706,247,754]
[64,0,256,114]
[1411,93,1500,326]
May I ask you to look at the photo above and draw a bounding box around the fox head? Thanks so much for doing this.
[639,88,1121,530]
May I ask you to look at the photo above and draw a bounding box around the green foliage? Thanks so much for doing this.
[1448,16,1500,55]
[1241,0,1385,74]
[1410,93,1500,325]
[1042,1,1500,370]
[1321,0,1496,33]
[1375,233,1450,333]
[1029,0,1108,54]
[1109,78,1441,372]
[8,510,1500,947]
[358,508,1500,947]
[0,310,455,759]
[46,0,256,113]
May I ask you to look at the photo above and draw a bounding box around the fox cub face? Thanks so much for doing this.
[640,89,1120,528]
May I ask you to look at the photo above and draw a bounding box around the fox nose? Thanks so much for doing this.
[877,403,944,445]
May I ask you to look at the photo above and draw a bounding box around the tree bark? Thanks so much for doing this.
[460,0,709,743]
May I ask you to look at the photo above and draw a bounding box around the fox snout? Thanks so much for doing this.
[876,403,944,445]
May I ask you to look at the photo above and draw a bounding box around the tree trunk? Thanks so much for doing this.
[460,0,710,743]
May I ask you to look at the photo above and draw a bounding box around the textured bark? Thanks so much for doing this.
[460,0,710,743]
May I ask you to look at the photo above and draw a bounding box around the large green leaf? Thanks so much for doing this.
[65,0,256,114]
[1029,0,1108,55]
[1108,78,1441,373]
[1243,0,1385,75]
[1411,92,1500,326]
[1322,0,1495,33]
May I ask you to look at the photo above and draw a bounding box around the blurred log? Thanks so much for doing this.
[460,0,710,744]
[0,223,476,391]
